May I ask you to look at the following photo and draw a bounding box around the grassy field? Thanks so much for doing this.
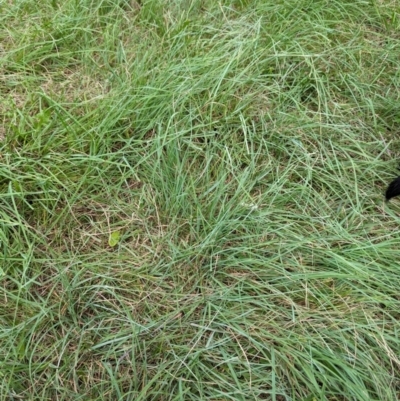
[1,0,400,400]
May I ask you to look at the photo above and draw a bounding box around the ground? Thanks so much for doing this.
[0,0,399,400]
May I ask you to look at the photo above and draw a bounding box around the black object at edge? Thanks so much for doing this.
[386,176,400,201]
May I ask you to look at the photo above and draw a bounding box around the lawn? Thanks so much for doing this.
[1,0,400,400]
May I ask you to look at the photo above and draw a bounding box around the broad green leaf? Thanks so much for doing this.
[108,231,121,247]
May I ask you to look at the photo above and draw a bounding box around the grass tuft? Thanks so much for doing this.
[1,0,400,400]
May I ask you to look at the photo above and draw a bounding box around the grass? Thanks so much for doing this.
[1,0,400,399]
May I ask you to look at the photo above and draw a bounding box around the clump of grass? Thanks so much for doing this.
[1,0,400,400]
